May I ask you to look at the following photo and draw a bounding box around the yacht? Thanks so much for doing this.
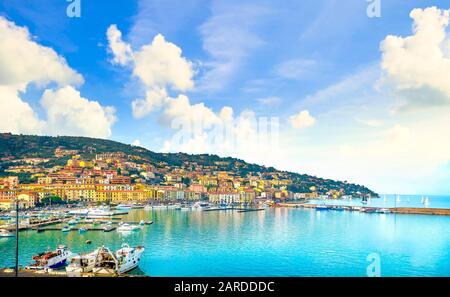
[26,245,74,270]
[87,208,115,218]
[116,204,132,210]
[0,229,14,237]
[68,209,89,216]
[92,244,145,275]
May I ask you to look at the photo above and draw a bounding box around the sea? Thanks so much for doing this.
[0,194,449,276]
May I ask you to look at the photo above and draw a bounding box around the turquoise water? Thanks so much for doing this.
[309,194,450,209]
[1,199,450,276]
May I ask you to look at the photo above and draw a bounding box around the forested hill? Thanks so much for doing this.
[0,133,378,197]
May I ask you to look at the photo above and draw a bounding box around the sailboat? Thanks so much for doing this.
[383,195,387,203]
[424,197,430,207]
[421,195,424,204]
[396,194,401,203]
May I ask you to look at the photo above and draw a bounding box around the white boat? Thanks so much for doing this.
[116,204,132,210]
[26,245,74,270]
[87,208,115,218]
[78,227,87,233]
[424,197,430,207]
[144,205,152,211]
[193,202,210,211]
[180,206,191,211]
[0,229,14,237]
[92,244,145,275]
[68,219,78,225]
[152,205,168,209]
[66,249,98,274]
[117,223,140,232]
[68,209,89,216]
[102,223,114,232]
[62,226,71,232]
[131,203,144,209]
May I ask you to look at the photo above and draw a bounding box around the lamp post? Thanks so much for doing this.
[14,197,19,277]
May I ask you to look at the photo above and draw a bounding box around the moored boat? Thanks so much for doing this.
[26,245,74,270]
[315,205,330,211]
[92,244,145,275]
[62,226,71,232]
[66,249,98,274]
[0,229,14,237]
[117,223,140,232]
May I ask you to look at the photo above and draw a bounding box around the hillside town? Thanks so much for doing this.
[0,147,357,210]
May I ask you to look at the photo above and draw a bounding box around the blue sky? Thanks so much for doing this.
[1,0,450,195]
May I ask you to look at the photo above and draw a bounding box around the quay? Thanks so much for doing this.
[390,207,450,216]
[278,203,450,216]
[0,268,145,278]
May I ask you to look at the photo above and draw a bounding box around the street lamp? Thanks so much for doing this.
[14,197,19,277]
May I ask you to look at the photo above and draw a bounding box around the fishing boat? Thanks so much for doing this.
[62,226,71,232]
[0,229,14,237]
[26,245,74,270]
[66,249,98,274]
[92,244,145,275]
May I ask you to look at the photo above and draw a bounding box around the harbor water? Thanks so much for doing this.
[0,195,449,276]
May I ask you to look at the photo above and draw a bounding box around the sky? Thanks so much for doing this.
[1,0,450,195]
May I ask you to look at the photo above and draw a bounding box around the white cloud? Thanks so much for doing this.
[380,7,450,109]
[106,24,133,66]
[107,25,195,118]
[0,17,116,138]
[41,86,116,138]
[0,86,44,134]
[133,34,194,91]
[132,139,141,146]
[289,110,316,129]
[0,16,83,90]
[131,87,168,118]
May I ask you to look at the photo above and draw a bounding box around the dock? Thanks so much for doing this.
[236,208,266,213]
[390,207,450,216]
[278,203,450,216]
[33,220,153,232]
